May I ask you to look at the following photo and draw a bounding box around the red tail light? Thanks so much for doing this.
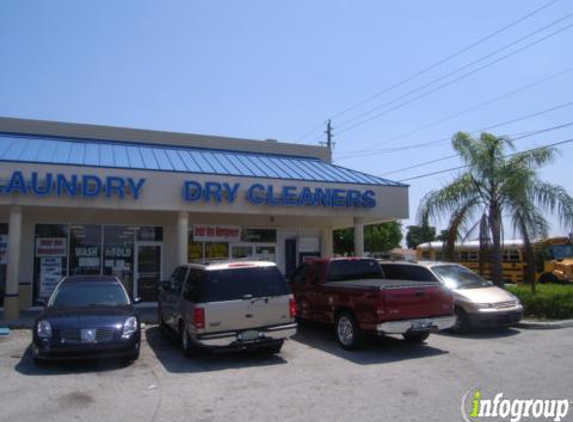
[289,298,297,318]
[194,307,205,329]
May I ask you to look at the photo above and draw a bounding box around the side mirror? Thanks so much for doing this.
[159,280,170,291]
[133,297,142,304]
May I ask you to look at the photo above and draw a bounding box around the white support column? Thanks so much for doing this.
[5,206,22,320]
[177,211,189,265]
[321,228,333,257]
[353,217,365,257]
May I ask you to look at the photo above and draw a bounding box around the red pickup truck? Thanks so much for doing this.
[288,257,455,349]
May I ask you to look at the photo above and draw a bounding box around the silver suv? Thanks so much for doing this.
[158,261,297,356]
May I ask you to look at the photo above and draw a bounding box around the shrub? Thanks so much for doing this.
[507,284,573,320]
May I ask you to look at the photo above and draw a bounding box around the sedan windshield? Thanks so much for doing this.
[49,282,130,307]
[432,265,491,289]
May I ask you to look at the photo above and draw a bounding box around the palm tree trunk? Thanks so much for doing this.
[518,221,537,293]
[489,203,505,288]
[478,213,489,277]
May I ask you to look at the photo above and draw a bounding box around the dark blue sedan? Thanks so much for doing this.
[32,275,141,364]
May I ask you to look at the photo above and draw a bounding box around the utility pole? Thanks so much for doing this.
[325,119,334,150]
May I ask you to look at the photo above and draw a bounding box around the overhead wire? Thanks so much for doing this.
[397,137,573,182]
[335,17,573,138]
[293,0,561,143]
[336,100,573,159]
[378,121,573,177]
[334,67,573,159]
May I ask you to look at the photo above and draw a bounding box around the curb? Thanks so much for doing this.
[516,319,573,330]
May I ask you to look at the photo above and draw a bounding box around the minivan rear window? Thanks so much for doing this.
[200,266,290,302]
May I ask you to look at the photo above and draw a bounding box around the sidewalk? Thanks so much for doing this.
[0,303,159,329]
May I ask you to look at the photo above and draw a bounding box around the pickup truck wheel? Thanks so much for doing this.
[403,331,430,343]
[335,312,364,350]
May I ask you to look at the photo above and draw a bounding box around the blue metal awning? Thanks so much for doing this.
[0,133,405,187]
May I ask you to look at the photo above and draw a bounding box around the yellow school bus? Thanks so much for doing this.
[416,237,573,284]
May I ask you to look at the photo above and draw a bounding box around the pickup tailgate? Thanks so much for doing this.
[381,281,452,321]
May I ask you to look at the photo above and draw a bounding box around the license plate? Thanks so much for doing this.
[411,319,431,330]
[239,330,259,341]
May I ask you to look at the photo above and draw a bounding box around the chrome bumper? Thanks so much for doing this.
[376,315,456,334]
[196,322,298,348]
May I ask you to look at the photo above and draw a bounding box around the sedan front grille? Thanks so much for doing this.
[60,328,81,342]
[95,328,116,342]
[493,301,518,309]
[59,328,117,343]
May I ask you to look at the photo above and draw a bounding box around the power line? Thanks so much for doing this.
[294,121,325,143]
[333,67,573,159]
[398,137,573,182]
[336,100,573,159]
[293,0,560,143]
[335,18,573,138]
[379,121,573,177]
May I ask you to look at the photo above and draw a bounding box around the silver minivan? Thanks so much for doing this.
[158,261,297,356]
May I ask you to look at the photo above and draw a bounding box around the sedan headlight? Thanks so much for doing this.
[37,320,52,339]
[122,316,138,338]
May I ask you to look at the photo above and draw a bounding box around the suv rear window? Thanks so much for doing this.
[200,266,289,302]
[327,259,382,282]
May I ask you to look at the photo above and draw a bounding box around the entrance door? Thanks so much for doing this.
[135,244,162,302]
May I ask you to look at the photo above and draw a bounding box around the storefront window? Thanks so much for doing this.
[34,224,68,299]
[205,242,229,259]
[103,226,134,295]
[69,225,102,276]
[0,223,8,306]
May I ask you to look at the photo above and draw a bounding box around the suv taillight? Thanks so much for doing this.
[194,307,205,329]
[289,298,297,318]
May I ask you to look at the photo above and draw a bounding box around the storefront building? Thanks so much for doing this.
[0,117,408,319]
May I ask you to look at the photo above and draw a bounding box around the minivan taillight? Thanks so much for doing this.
[194,307,205,329]
[289,298,297,318]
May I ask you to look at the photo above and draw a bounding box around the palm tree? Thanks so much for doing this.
[418,131,573,288]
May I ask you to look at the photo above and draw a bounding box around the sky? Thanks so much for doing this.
[1,0,572,240]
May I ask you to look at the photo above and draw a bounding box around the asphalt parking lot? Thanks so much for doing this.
[1,324,572,422]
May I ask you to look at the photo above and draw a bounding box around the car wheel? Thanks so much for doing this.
[158,305,167,333]
[451,308,470,333]
[403,331,430,343]
[127,341,141,362]
[180,324,202,358]
[259,340,284,354]
[335,312,364,350]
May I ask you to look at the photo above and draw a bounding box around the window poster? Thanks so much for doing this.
[39,257,63,297]
[36,238,67,257]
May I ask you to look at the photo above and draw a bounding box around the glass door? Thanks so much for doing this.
[135,244,162,302]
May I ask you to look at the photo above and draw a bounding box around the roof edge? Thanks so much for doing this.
[0,116,332,162]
